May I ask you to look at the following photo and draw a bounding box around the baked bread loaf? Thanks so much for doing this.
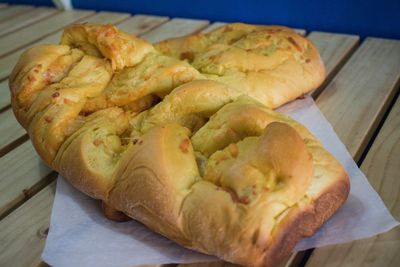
[156,23,325,109]
[10,24,349,267]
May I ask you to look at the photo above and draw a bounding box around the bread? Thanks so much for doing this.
[10,24,349,267]
[156,23,325,109]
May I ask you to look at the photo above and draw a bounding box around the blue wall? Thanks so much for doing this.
[1,0,52,6]
[2,0,400,39]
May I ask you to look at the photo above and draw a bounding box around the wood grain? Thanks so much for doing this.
[117,14,169,36]
[0,109,25,151]
[0,7,59,37]
[0,9,94,58]
[141,18,209,43]
[308,31,360,97]
[316,38,400,161]
[0,5,34,22]
[294,28,306,36]
[0,80,9,110]
[0,182,56,267]
[306,97,400,267]
[201,22,226,33]
[0,141,53,218]
[78,10,131,25]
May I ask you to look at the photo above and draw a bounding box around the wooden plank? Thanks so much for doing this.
[0,7,60,37]
[0,141,53,219]
[141,18,209,43]
[0,9,94,57]
[0,109,26,153]
[201,22,226,33]
[308,32,360,97]
[305,96,400,267]
[21,10,132,44]
[315,38,400,161]
[0,5,34,21]
[78,10,131,25]
[117,14,169,36]
[294,28,306,36]
[0,80,9,110]
[0,182,56,267]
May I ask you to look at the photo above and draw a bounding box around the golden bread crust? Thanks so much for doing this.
[156,23,325,109]
[262,176,349,267]
[9,23,349,267]
[61,24,154,70]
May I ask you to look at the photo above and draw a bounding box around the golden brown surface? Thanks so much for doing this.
[9,23,348,267]
[156,23,325,109]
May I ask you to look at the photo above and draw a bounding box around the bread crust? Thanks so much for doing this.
[8,23,350,267]
[156,23,326,109]
[175,173,349,267]
[262,174,350,267]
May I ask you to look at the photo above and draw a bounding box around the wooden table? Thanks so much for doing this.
[0,4,399,267]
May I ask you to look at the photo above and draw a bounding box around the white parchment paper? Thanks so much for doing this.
[42,96,399,267]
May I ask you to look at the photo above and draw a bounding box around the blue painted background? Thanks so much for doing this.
[3,0,400,39]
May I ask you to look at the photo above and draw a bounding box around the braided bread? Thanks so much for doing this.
[10,24,349,267]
